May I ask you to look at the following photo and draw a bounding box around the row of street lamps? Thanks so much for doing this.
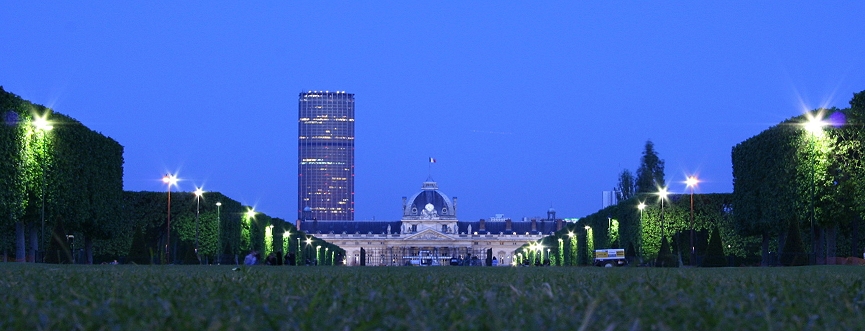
[162,173,230,264]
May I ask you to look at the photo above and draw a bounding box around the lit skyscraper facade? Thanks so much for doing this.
[298,91,355,221]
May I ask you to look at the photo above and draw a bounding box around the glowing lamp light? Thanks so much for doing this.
[638,202,646,210]
[194,187,204,197]
[245,208,256,219]
[33,116,54,131]
[657,187,669,199]
[686,176,699,188]
[803,112,828,136]
[162,174,178,187]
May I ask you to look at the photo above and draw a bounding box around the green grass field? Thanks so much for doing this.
[1,264,863,330]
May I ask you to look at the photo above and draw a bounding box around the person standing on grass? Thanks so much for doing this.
[265,252,277,265]
[244,251,257,265]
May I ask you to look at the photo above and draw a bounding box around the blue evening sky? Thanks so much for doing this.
[2,2,864,222]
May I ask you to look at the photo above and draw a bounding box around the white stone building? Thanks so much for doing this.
[299,179,563,266]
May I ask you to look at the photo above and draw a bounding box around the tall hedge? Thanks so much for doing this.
[1,87,124,263]
[733,90,865,265]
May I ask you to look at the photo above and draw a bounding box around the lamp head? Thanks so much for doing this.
[33,116,53,131]
[803,111,828,136]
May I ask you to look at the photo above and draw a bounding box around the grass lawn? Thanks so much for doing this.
[1,264,863,330]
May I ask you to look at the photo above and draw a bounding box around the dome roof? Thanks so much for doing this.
[403,179,456,219]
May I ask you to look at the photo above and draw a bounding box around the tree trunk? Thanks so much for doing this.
[15,222,25,262]
[84,236,93,265]
[761,231,769,267]
[852,214,861,258]
[815,227,825,265]
[777,230,787,260]
[28,223,38,262]
[826,224,837,263]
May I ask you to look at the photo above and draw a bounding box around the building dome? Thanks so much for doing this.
[403,179,456,219]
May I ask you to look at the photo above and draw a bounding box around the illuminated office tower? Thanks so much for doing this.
[298,91,355,221]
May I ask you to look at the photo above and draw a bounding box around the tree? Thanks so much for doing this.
[702,225,726,267]
[616,169,636,202]
[635,141,665,194]
[780,219,808,266]
[655,236,677,267]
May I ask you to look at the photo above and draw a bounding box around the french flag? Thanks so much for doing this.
[429,157,437,163]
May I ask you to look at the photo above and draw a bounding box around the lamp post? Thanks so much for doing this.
[244,208,256,259]
[656,187,669,240]
[297,238,301,266]
[162,174,178,264]
[557,238,563,266]
[305,237,312,265]
[284,230,290,264]
[637,202,646,260]
[194,187,204,264]
[33,115,53,263]
[316,245,322,265]
[686,176,699,266]
[325,247,329,266]
[803,112,827,264]
[584,225,592,266]
[607,215,612,248]
[215,202,222,264]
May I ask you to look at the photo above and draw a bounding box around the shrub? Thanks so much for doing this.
[702,225,727,267]
[655,236,677,267]
[780,219,808,266]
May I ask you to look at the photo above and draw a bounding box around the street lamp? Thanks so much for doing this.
[162,173,178,263]
[803,111,827,264]
[33,114,53,263]
[607,215,612,248]
[284,230,291,264]
[325,247,329,266]
[244,208,256,259]
[656,187,670,240]
[216,201,222,264]
[305,237,313,265]
[638,202,646,257]
[194,187,204,264]
[296,237,301,266]
[686,176,699,266]
[316,245,322,265]
[584,225,592,266]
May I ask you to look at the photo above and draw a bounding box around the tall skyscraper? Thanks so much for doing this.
[298,91,355,221]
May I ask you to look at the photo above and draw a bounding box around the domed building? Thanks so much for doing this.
[300,178,558,266]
